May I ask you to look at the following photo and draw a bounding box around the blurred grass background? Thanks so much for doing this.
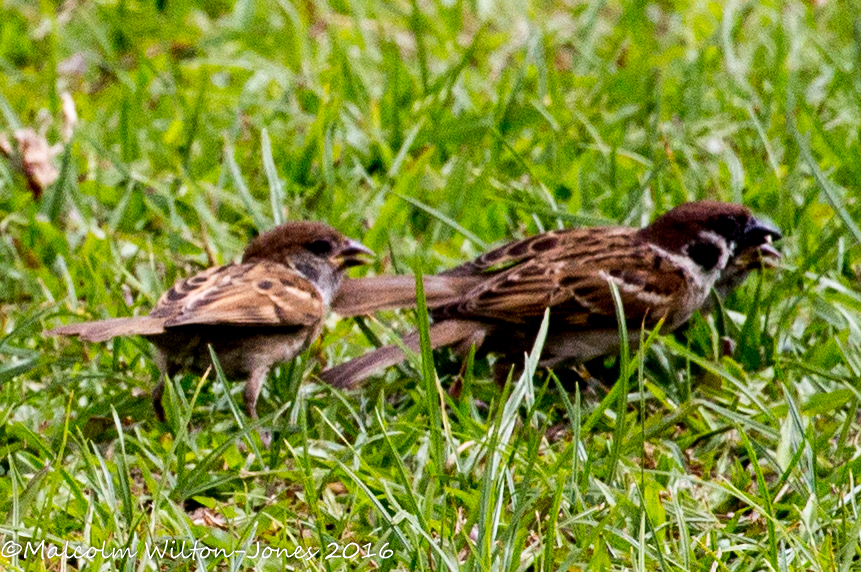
[2,0,861,570]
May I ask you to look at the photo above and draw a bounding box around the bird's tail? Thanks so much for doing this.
[46,316,166,343]
[319,320,482,389]
[331,275,478,317]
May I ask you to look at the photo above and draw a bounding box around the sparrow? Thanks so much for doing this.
[323,201,781,388]
[47,221,373,425]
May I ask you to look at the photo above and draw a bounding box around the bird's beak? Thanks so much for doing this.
[336,240,375,269]
[758,235,781,264]
[743,218,782,267]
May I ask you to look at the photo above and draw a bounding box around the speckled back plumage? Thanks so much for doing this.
[321,201,782,389]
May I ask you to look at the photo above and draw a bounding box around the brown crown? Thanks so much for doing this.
[241,221,349,263]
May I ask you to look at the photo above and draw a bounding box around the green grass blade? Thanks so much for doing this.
[224,139,270,231]
[261,128,285,226]
[413,263,444,472]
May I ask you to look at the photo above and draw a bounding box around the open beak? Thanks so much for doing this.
[740,235,782,270]
[758,234,781,265]
[744,218,782,268]
[336,239,375,269]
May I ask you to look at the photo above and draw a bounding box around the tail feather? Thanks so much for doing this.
[46,316,166,343]
[319,320,482,389]
[332,275,478,317]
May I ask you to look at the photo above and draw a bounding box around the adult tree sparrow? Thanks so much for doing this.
[323,201,781,388]
[48,221,372,424]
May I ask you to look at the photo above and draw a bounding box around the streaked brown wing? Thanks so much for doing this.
[441,228,584,277]
[434,228,688,330]
[550,258,687,330]
[435,228,630,320]
[150,261,324,328]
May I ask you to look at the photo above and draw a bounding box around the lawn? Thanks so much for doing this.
[2,0,861,570]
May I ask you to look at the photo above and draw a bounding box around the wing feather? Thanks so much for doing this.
[433,228,690,330]
[150,262,324,328]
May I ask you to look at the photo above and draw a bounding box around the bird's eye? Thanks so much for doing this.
[307,239,334,255]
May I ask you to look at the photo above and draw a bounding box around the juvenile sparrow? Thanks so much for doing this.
[48,221,372,424]
[323,201,781,388]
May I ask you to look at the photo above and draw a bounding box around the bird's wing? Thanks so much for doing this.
[150,261,325,328]
[434,228,690,330]
[440,228,583,277]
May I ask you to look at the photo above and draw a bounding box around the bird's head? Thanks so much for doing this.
[242,221,373,299]
[639,201,781,274]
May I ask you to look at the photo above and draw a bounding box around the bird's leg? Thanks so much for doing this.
[152,375,166,422]
[243,367,267,420]
[448,345,481,398]
[447,358,469,399]
[572,363,606,394]
[244,366,271,447]
[152,351,169,422]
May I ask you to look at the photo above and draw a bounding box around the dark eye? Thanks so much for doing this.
[687,241,721,271]
[307,239,334,256]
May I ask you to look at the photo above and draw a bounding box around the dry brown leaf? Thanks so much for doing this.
[189,507,227,529]
[0,128,61,197]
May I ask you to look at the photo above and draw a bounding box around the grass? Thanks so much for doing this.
[2,0,861,570]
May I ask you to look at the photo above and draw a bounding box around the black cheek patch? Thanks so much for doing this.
[687,241,721,271]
